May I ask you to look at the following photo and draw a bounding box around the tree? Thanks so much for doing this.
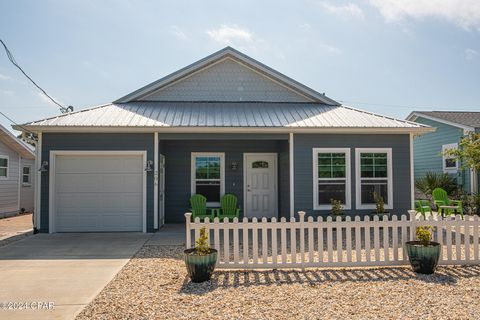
[444,132,480,172]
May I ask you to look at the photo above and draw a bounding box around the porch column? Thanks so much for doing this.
[410,133,415,210]
[289,132,294,218]
[154,132,159,229]
[34,132,42,230]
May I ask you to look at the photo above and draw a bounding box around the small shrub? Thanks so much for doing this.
[373,192,385,214]
[194,227,211,255]
[416,226,433,245]
[330,199,343,215]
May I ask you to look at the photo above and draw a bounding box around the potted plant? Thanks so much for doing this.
[330,198,345,221]
[405,226,441,274]
[370,192,390,220]
[184,227,218,283]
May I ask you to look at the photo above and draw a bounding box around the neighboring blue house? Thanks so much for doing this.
[14,47,431,233]
[406,111,480,194]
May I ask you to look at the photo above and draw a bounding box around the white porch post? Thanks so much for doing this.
[410,133,415,210]
[154,132,159,230]
[34,132,42,230]
[289,132,294,218]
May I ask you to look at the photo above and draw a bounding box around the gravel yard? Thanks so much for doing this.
[77,245,480,320]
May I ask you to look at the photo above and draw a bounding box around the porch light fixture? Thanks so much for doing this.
[39,161,49,172]
[144,160,154,172]
[231,161,238,171]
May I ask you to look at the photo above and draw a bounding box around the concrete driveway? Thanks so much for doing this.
[0,233,151,320]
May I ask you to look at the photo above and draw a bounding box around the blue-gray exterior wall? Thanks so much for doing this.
[412,117,470,192]
[293,134,412,218]
[40,133,155,233]
[162,137,289,223]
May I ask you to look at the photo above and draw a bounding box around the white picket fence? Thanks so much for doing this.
[185,211,480,269]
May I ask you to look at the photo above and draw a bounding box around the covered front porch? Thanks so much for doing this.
[156,134,292,225]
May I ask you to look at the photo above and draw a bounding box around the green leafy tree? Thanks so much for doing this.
[444,132,480,172]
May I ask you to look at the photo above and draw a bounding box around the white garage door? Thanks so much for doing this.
[54,153,144,232]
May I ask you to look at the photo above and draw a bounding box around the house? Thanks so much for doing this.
[406,111,480,194]
[14,47,432,233]
[0,124,35,218]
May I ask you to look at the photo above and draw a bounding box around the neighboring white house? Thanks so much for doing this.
[0,124,35,218]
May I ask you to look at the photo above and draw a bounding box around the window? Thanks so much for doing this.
[0,156,7,179]
[355,148,393,210]
[313,148,351,210]
[442,143,458,173]
[191,153,225,206]
[252,161,268,168]
[22,166,31,185]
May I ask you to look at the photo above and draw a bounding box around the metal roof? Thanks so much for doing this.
[0,124,35,159]
[20,102,428,131]
[407,111,480,129]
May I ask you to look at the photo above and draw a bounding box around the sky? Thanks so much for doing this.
[1,0,480,133]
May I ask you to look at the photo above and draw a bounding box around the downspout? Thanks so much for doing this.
[410,133,415,210]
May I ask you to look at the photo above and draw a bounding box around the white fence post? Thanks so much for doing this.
[185,212,192,248]
[298,211,305,271]
[408,210,417,241]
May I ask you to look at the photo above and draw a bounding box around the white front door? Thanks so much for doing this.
[159,154,165,226]
[244,153,277,219]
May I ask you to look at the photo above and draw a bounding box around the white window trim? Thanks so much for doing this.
[355,148,393,210]
[442,143,459,173]
[22,165,32,186]
[191,152,225,207]
[313,148,351,210]
[0,155,8,180]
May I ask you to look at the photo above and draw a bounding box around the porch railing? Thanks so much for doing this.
[185,211,480,269]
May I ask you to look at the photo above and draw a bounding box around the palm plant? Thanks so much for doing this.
[415,172,458,200]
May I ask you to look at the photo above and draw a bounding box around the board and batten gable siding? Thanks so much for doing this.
[142,58,311,102]
[161,136,289,223]
[412,117,470,191]
[294,134,411,217]
[40,133,155,233]
[0,139,20,215]
[20,158,35,212]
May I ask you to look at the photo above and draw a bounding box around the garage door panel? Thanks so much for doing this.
[56,155,143,174]
[56,174,143,193]
[54,153,144,232]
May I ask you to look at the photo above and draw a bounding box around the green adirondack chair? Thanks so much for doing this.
[432,188,463,218]
[415,199,432,218]
[213,194,240,221]
[189,194,214,221]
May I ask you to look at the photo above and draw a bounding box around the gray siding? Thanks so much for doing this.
[19,158,35,212]
[294,134,412,217]
[40,133,154,233]
[163,138,289,223]
[0,139,20,215]
[142,59,311,102]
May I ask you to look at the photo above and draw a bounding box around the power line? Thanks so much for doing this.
[0,39,73,114]
[337,99,480,111]
[0,111,36,136]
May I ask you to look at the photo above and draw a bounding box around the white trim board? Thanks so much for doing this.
[355,148,393,210]
[312,148,351,210]
[154,132,159,229]
[243,153,278,219]
[48,150,148,233]
[190,152,225,207]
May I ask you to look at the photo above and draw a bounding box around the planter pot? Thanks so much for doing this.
[405,241,441,274]
[369,212,391,220]
[184,248,218,283]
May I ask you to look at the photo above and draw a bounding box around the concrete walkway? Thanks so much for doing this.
[0,213,33,244]
[0,233,151,320]
[147,224,185,246]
